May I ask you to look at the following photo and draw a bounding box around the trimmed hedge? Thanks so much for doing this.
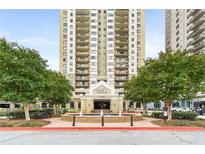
[151,111,198,120]
[3,109,55,119]
[67,108,80,113]
[151,112,163,118]
[172,111,198,120]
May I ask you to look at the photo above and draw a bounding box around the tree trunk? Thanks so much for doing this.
[141,102,146,115]
[53,104,57,115]
[24,104,30,121]
[165,101,172,120]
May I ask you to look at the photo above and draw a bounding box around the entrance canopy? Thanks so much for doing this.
[89,81,115,96]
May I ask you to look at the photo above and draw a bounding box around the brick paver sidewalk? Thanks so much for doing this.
[43,117,160,128]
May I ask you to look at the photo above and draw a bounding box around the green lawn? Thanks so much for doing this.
[152,119,205,128]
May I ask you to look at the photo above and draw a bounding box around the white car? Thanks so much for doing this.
[171,107,192,112]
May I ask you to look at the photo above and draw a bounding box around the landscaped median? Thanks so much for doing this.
[151,119,205,128]
[0,119,50,127]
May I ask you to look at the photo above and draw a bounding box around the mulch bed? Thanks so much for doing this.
[151,119,205,128]
[0,119,50,127]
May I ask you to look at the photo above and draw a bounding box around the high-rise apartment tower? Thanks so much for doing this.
[59,9,145,113]
[165,9,205,53]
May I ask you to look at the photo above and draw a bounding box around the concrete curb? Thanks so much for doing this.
[0,126,205,131]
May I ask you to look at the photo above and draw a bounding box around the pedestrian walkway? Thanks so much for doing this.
[43,117,160,128]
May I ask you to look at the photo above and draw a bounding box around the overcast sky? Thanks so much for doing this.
[0,9,165,71]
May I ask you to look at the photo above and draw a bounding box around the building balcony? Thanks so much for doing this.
[189,9,200,17]
[115,64,128,68]
[115,84,125,88]
[76,34,89,39]
[189,25,205,38]
[115,52,128,57]
[115,46,128,50]
[115,23,129,28]
[76,28,89,33]
[115,10,129,16]
[187,45,194,51]
[76,71,89,75]
[115,41,128,45]
[115,59,128,64]
[193,33,205,45]
[115,71,128,75]
[191,18,205,30]
[191,10,205,23]
[76,64,89,68]
[115,78,128,81]
[76,16,90,22]
[75,77,89,81]
[76,21,89,26]
[76,9,90,16]
[115,16,129,22]
[76,40,89,45]
[115,77,128,81]
[115,28,128,33]
[115,34,128,39]
[76,58,89,63]
[75,84,89,88]
[193,42,205,52]
[76,46,89,50]
[76,52,89,56]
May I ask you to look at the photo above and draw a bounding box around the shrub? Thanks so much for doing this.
[151,111,163,118]
[67,108,79,113]
[172,111,198,120]
[8,109,54,119]
[0,112,7,117]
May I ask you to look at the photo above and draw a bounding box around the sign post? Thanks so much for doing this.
[130,115,133,126]
[163,107,168,122]
[101,115,104,126]
[72,115,76,126]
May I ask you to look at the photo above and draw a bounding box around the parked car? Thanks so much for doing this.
[171,107,192,112]
[194,108,204,115]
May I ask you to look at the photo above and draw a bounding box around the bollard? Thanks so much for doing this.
[72,115,76,126]
[130,115,133,126]
[101,115,104,126]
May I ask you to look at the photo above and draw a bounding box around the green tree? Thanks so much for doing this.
[124,64,159,114]
[42,70,73,115]
[0,38,47,120]
[147,50,205,120]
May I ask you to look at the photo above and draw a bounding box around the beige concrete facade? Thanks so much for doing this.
[59,9,145,113]
[165,9,205,53]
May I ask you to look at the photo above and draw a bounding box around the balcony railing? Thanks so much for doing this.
[193,33,205,45]
[76,58,89,63]
[189,25,205,38]
[76,71,89,75]
[76,10,90,16]
[76,16,90,22]
[75,77,89,81]
[191,10,205,23]
[194,42,205,52]
[76,64,89,68]
[115,77,128,81]
[115,10,129,16]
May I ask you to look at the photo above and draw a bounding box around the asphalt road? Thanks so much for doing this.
[0,131,205,145]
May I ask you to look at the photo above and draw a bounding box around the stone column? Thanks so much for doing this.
[111,98,123,113]
[85,99,93,113]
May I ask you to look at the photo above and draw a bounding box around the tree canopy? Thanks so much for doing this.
[125,50,205,120]
[0,38,73,120]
